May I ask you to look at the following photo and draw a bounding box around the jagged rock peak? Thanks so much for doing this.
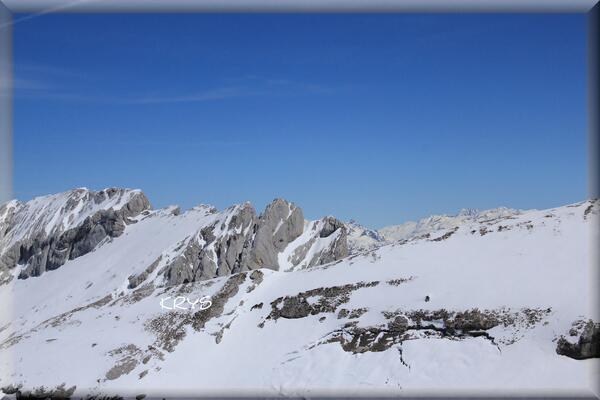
[132,198,349,287]
[0,190,353,286]
[260,198,304,250]
[458,208,479,217]
[0,188,151,282]
[0,187,150,237]
[319,216,346,238]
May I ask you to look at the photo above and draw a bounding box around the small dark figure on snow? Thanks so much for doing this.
[425,295,430,302]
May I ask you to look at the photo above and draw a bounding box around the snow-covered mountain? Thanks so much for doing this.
[379,207,522,242]
[346,219,386,254]
[0,189,598,398]
[0,189,348,288]
[346,207,525,253]
[0,188,151,283]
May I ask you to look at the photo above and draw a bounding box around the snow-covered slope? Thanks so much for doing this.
[278,216,348,272]
[346,206,525,254]
[0,193,598,397]
[0,188,151,283]
[378,207,522,243]
[0,188,147,242]
[346,219,386,254]
[0,190,348,287]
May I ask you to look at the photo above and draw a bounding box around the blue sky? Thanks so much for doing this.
[13,13,587,228]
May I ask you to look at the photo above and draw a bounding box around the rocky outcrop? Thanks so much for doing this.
[243,199,304,269]
[319,307,551,355]
[320,216,344,238]
[1,383,76,399]
[263,281,380,322]
[0,188,150,282]
[160,203,258,286]
[317,217,349,264]
[556,320,600,359]
[284,216,349,270]
[144,272,249,353]
[155,199,348,286]
[2,190,350,286]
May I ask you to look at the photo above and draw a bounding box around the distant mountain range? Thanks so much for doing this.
[0,188,598,397]
[347,206,522,253]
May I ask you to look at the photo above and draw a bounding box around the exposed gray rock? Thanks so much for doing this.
[265,281,380,322]
[284,216,349,270]
[278,296,313,319]
[243,198,304,269]
[105,343,143,380]
[1,383,76,399]
[322,307,550,355]
[192,272,247,331]
[0,188,151,282]
[288,236,317,267]
[1,190,350,287]
[556,320,600,359]
[128,256,162,289]
[158,199,321,285]
[320,216,345,238]
[144,272,248,354]
[159,203,258,286]
[308,217,348,267]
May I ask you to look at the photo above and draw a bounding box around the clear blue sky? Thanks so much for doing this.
[13,13,587,228]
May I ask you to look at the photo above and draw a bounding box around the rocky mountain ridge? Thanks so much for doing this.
[0,190,597,396]
[0,188,349,286]
[0,188,150,283]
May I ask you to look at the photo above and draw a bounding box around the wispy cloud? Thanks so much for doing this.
[265,78,335,95]
[122,86,258,105]
[121,78,335,105]
[12,76,336,105]
[13,77,50,90]
[17,64,90,80]
[0,0,101,29]
[0,77,50,93]
[37,131,247,148]
[7,63,89,98]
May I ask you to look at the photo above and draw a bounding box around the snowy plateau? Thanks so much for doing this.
[0,188,598,397]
